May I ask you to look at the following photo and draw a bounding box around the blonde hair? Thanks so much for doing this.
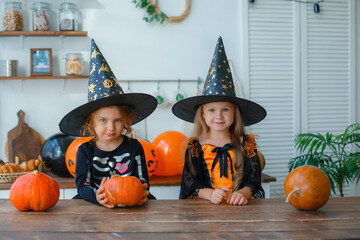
[81,105,136,141]
[192,103,246,190]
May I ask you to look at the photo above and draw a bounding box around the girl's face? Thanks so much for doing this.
[92,106,125,143]
[202,101,235,133]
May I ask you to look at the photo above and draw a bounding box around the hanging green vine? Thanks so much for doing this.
[132,0,167,23]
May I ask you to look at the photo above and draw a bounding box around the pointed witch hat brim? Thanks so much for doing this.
[59,93,157,136]
[172,95,266,126]
[172,36,266,126]
[59,39,157,136]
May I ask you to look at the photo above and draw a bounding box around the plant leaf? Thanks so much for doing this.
[141,0,149,8]
[160,12,168,19]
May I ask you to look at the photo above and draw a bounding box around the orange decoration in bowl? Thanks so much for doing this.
[66,60,82,75]
[152,131,187,176]
[258,151,265,170]
[103,175,144,207]
[65,53,83,76]
[138,139,158,177]
[284,165,331,211]
[65,137,93,178]
[9,170,60,211]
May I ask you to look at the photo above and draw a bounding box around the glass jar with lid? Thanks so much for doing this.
[58,2,80,31]
[65,53,83,75]
[32,2,50,31]
[2,1,24,31]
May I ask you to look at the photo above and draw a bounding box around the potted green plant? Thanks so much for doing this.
[288,123,360,197]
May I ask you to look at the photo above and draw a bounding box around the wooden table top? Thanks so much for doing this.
[0,172,276,190]
[0,197,359,239]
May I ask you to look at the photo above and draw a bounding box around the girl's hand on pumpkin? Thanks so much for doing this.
[136,183,150,206]
[96,177,115,209]
[210,188,229,204]
[227,191,248,205]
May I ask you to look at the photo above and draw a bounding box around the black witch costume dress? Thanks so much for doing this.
[179,135,265,199]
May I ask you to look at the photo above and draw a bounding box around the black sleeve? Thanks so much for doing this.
[179,139,211,199]
[240,150,265,199]
[133,140,149,183]
[75,144,100,205]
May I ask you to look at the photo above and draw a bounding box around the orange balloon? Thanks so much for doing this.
[65,137,93,178]
[152,131,187,176]
[138,139,158,177]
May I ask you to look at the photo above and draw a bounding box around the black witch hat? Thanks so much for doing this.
[172,36,266,126]
[59,39,157,136]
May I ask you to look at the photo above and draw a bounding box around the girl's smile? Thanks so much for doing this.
[202,101,235,133]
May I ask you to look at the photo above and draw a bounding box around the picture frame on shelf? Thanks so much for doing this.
[30,48,52,76]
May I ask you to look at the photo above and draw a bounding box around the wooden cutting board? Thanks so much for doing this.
[6,110,44,163]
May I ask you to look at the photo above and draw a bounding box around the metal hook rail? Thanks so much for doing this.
[116,77,202,83]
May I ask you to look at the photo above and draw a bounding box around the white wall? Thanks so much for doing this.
[0,0,242,161]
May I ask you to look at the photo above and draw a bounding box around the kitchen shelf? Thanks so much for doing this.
[0,76,89,80]
[0,31,88,37]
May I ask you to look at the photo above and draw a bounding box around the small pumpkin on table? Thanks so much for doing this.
[9,170,60,211]
[284,165,331,211]
[103,175,146,207]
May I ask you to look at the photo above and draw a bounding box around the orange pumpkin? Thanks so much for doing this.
[9,170,60,211]
[284,165,331,211]
[258,151,265,170]
[138,139,158,177]
[65,137,93,177]
[152,131,187,176]
[104,175,144,207]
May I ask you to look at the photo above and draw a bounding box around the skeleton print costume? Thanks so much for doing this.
[74,136,152,205]
[59,40,157,205]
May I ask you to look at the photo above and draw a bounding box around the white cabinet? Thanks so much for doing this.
[0,190,10,199]
[59,186,181,200]
[0,182,271,199]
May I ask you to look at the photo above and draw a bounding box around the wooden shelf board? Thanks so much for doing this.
[0,31,88,37]
[0,172,276,190]
[0,76,89,80]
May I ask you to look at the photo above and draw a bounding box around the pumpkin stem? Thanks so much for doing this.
[285,187,300,203]
[33,170,39,175]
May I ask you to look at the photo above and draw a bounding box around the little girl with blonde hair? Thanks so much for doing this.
[172,36,266,205]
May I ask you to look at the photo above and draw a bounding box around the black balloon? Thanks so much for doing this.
[41,133,76,177]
